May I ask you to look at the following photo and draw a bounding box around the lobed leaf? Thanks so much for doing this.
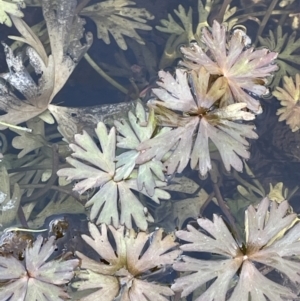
[181,20,278,113]
[172,198,300,300]
[74,223,181,301]
[138,68,257,176]
[81,0,153,50]
[0,235,78,301]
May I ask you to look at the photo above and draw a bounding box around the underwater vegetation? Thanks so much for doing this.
[0,0,300,300]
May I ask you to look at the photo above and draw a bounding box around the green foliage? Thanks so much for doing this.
[258,26,300,88]
[81,0,154,50]
[0,0,25,27]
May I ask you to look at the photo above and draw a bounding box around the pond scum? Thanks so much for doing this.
[0,0,300,300]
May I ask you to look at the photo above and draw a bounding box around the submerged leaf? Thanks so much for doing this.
[0,166,21,228]
[258,26,300,88]
[81,0,153,50]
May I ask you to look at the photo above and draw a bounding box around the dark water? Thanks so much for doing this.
[0,0,300,300]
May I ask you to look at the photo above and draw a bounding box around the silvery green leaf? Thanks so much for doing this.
[0,0,25,27]
[115,103,166,196]
[0,236,78,301]
[74,223,181,300]
[137,68,257,176]
[172,198,300,301]
[58,122,170,231]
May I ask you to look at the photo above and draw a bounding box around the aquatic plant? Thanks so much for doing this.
[273,73,300,132]
[180,20,278,113]
[155,0,237,69]
[81,0,154,50]
[136,67,258,176]
[0,0,25,26]
[0,0,92,129]
[172,197,300,300]
[0,0,299,299]
[114,102,166,196]
[258,26,300,88]
[73,222,181,301]
[57,122,170,231]
[0,235,79,300]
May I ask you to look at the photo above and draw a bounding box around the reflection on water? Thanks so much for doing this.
[0,0,300,300]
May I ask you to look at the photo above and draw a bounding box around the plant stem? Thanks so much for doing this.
[84,53,128,95]
[0,121,32,132]
[18,205,28,228]
[22,144,59,203]
[255,0,280,44]
[200,191,215,215]
[19,184,84,204]
[75,0,91,15]
[216,0,232,23]
[212,182,242,243]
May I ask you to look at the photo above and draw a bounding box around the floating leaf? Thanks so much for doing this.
[181,20,278,113]
[0,235,79,300]
[273,73,300,132]
[172,197,300,300]
[0,0,92,129]
[114,102,165,196]
[137,67,257,176]
[73,223,181,300]
[57,122,170,230]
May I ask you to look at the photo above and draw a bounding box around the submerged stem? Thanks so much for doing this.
[255,0,280,44]
[212,182,242,243]
[84,53,128,95]
[75,0,91,15]
[21,144,59,203]
[216,0,232,23]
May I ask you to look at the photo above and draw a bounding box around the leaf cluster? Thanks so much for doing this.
[172,197,300,300]
[81,0,154,50]
[73,223,181,301]
[0,235,79,301]
[57,118,170,231]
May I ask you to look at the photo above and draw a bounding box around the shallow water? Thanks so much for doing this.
[0,0,300,300]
